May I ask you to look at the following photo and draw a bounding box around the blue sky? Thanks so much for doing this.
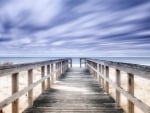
[0,0,150,57]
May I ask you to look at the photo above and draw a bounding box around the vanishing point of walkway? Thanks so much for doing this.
[24,68,124,113]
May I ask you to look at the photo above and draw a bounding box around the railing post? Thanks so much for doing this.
[95,63,97,78]
[97,63,99,81]
[91,62,93,76]
[60,61,62,75]
[67,60,68,69]
[58,62,61,78]
[28,69,33,107]
[12,73,19,113]
[0,110,3,113]
[62,61,64,74]
[99,64,102,86]
[128,73,134,113]
[60,62,61,72]
[47,65,51,88]
[102,65,104,89]
[64,61,66,73]
[80,58,81,68]
[95,63,97,79]
[54,63,56,81]
[57,63,59,79]
[51,64,54,84]
[116,69,121,107]
[58,62,60,78]
[58,63,59,78]
[94,63,96,78]
[49,64,52,86]
[41,66,45,92]
[92,62,95,78]
[105,66,109,93]
[55,63,58,80]
[85,58,86,68]
[57,63,59,78]
[70,59,72,68]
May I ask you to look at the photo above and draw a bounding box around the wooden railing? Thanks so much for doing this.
[85,58,150,113]
[0,58,72,113]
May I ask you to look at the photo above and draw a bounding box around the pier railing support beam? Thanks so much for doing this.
[28,69,33,107]
[97,63,99,81]
[128,73,134,113]
[47,65,50,88]
[61,61,63,75]
[102,65,104,89]
[41,66,45,93]
[51,64,54,84]
[70,59,72,68]
[12,73,19,113]
[80,58,81,68]
[105,66,109,93]
[116,69,121,106]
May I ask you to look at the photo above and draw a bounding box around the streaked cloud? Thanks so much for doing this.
[0,0,150,57]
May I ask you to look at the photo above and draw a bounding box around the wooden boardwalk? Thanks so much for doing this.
[24,68,123,113]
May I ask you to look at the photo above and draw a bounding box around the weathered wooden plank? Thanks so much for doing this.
[41,66,45,92]
[98,64,102,86]
[102,65,104,89]
[60,61,62,75]
[80,58,81,68]
[105,66,109,93]
[24,68,123,113]
[51,64,54,84]
[116,69,121,106]
[0,59,69,77]
[70,59,72,68]
[12,73,19,113]
[128,73,134,113]
[47,65,50,88]
[28,69,33,107]
[96,63,99,81]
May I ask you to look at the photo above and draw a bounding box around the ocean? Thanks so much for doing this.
[0,57,150,66]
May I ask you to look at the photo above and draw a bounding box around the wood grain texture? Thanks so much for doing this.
[12,73,19,113]
[87,59,150,79]
[24,68,123,113]
[87,63,150,113]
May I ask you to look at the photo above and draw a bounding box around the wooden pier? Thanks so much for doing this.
[0,58,150,113]
[24,68,123,113]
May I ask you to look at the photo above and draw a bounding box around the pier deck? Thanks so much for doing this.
[24,68,123,113]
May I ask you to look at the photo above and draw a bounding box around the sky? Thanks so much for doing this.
[0,0,150,57]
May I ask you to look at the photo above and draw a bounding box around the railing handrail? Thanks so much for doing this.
[87,58,150,79]
[0,58,70,77]
[86,58,150,113]
[0,58,72,113]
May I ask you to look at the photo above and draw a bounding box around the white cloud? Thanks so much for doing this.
[71,38,96,44]
[19,37,32,44]
[0,0,150,57]
[51,41,66,46]
[134,30,150,36]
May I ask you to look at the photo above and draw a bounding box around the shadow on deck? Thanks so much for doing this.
[23,68,124,113]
